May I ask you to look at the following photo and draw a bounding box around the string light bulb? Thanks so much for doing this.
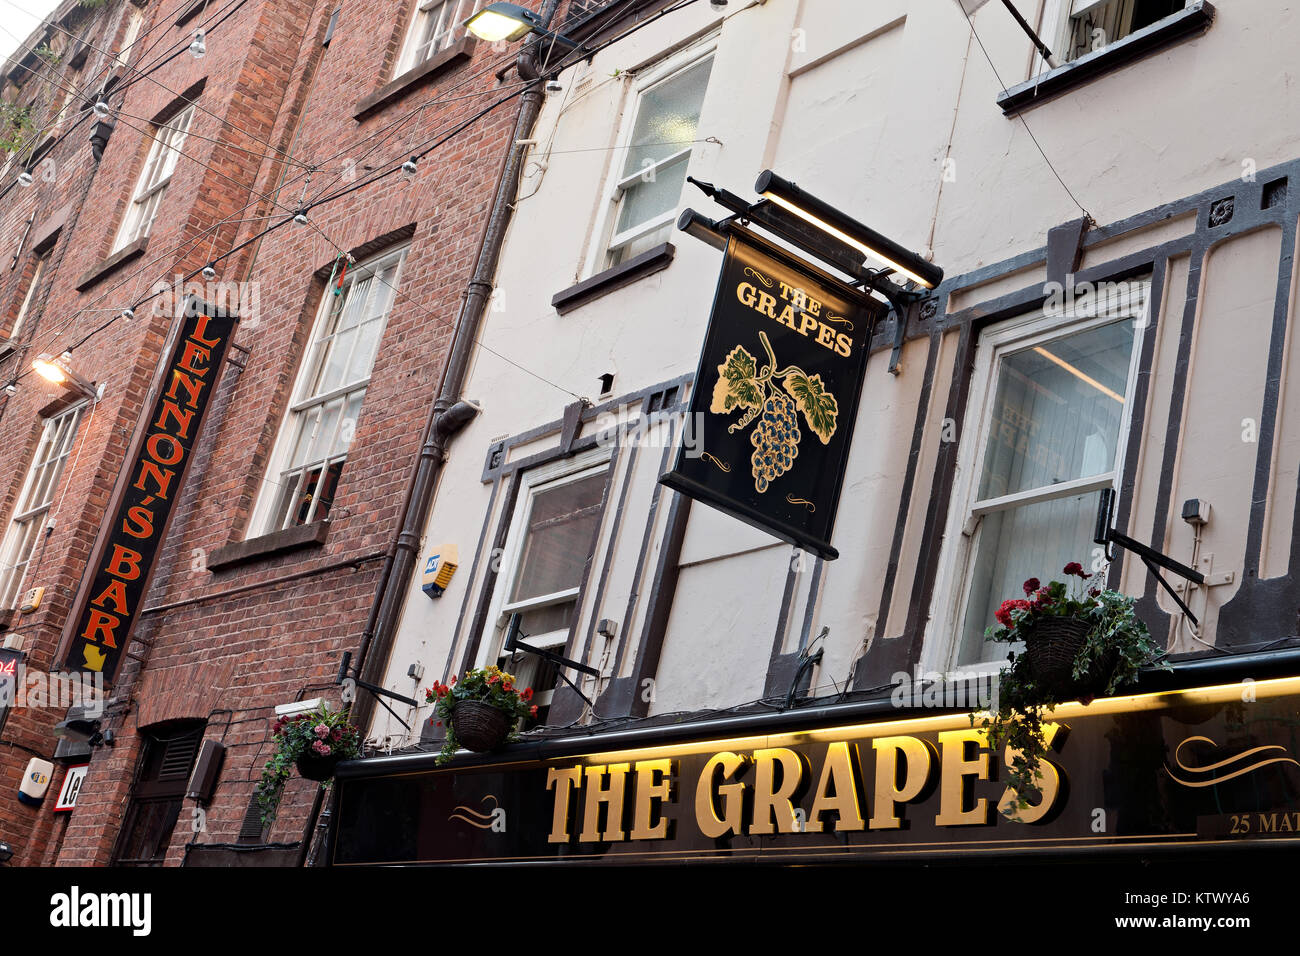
[93,100,111,118]
[4,384,15,395]
[293,211,308,225]
[121,308,135,322]
[202,265,217,280]
[401,157,418,178]
[17,171,33,187]
[189,29,206,59]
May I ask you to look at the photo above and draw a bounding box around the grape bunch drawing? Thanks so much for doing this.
[709,331,839,494]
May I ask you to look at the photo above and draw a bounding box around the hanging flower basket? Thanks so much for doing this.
[972,561,1168,814]
[295,750,344,782]
[1021,616,1093,694]
[426,665,539,765]
[255,704,362,825]
[449,700,512,752]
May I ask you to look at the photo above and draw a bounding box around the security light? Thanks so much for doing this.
[32,353,98,400]
[54,716,114,747]
[465,2,586,51]
[465,2,541,42]
[754,170,943,289]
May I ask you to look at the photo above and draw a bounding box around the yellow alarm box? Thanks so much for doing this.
[421,544,458,597]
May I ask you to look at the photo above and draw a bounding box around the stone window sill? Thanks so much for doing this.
[76,237,149,292]
[996,1,1215,114]
[354,38,477,121]
[208,521,330,572]
[551,243,677,316]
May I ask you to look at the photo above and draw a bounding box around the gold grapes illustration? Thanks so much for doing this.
[709,331,839,494]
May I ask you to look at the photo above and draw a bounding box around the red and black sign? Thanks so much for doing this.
[61,300,237,680]
[660,230,881,559]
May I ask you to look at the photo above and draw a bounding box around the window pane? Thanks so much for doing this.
[509,473,605,603]
[614,152,689,236]
[977,321,1135,500]
[609,222,674,267]
[1062,0,1183,63]
[957,491,1102,665]
[620,59,712,176]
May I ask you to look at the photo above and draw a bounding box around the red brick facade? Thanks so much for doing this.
[0,0,569,866]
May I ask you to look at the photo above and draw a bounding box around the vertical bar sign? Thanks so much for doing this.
[62,299,237,680]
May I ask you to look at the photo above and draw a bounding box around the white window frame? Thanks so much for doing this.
[112,103,195,253]
[585,40,716,276]
[921,280,1149,676]
[248,246,409,536]
[477,449,610,709]
[117,8,144,67]
[394,0,485,77]
[0,403,85,609]
[1035,0,1189,74]
[8,253,45,341]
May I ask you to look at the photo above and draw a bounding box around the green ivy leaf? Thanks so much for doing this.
[710,345,764,415]
[782,372,839,443]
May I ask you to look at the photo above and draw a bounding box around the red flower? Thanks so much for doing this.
[488,674,500,685]
[1089,587,1101,597]
[1036,586,1053,604]
[1022,578,1041,596]
[529,705,538,717]
[521,687,533,701]
[502,680,513,692]
[995,598,1031,628]
[450,675,457,685]
[1064,561,1084,577]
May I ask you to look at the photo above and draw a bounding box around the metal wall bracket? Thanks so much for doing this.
[503,614,599,708]
[337,651,419,731]
[1094,488,1206,625]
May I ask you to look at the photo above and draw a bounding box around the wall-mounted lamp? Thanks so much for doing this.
[465,2,586,51]
[754,170,943,289]
[32,353,98,401]
[53,716,114,748]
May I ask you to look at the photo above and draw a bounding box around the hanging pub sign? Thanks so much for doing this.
[59,298,238,681]
[660,229,882,559]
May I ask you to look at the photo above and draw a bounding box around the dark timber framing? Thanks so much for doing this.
[422,155,1300,750]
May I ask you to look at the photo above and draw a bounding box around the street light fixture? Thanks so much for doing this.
[32,353,98,400]
[465,2,586,51]
[754,170,943,289]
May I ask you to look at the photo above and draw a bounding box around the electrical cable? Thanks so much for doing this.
[956,2,1092,221]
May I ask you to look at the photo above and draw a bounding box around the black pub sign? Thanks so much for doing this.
[332,678,1300,865]
[60,299,238,681]
[660,230,881,559]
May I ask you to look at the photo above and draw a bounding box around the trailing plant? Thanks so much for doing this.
[426,665,537,765]
[0,102,34,154]
[971,561,1168,814]
[255,704,361,825]
[34,43,61,66]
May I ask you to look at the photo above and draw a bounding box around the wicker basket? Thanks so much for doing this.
[450,700,512,753]
[1021,617,1094,695]
[295,750,343,782]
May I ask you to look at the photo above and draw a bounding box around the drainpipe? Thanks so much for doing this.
[348,0,562,734]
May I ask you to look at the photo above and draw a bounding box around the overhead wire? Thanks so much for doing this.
[5,0,703,396]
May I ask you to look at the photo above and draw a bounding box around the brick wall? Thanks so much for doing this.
[1,0,574,865]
